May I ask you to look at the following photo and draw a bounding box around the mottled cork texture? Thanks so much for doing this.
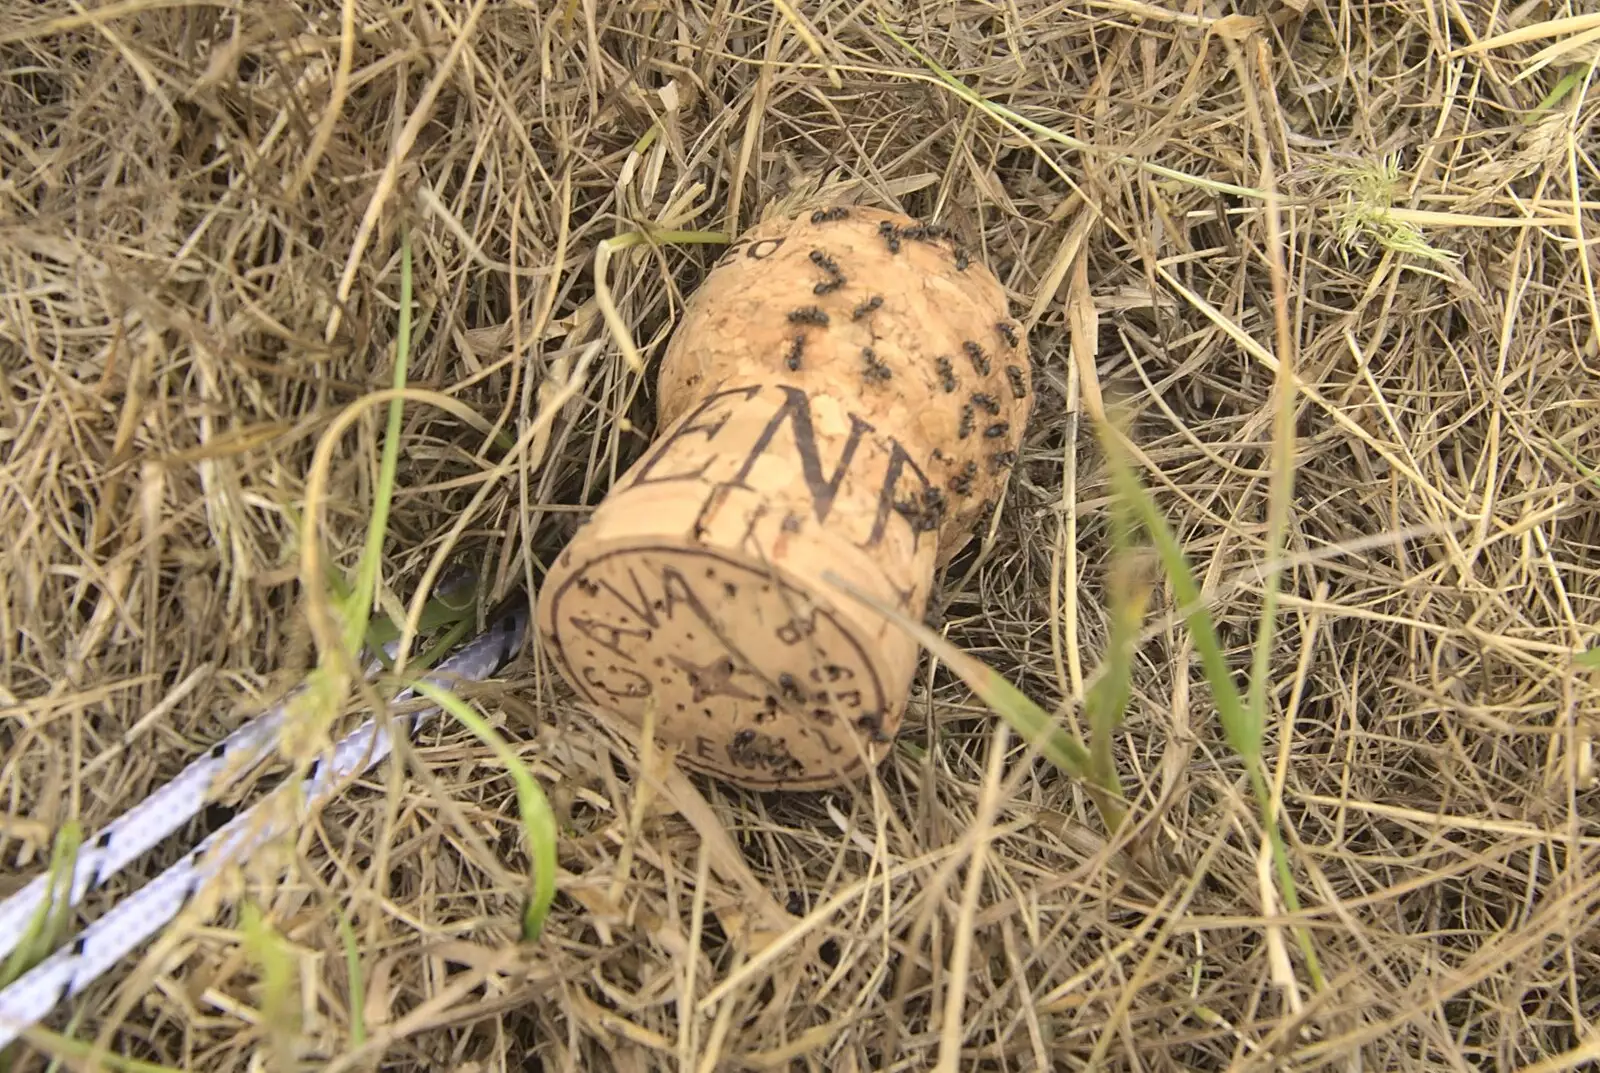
[538,206,1032,789]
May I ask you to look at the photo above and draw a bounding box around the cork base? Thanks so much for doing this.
[537,381,938,789]
[541,540,900,789]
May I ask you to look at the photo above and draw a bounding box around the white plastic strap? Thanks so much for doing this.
[0,576,480,968]
[0,652,388,968]
[0,600,527,1052]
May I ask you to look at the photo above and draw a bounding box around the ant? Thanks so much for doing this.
[1005,364,1027,399]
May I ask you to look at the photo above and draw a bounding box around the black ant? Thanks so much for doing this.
[989,450,1017,474]
[809,249,846,294]
[963,340,991,376]
[878,220,902,254]
[788,306,829,326]
[893,487,943,533]
[779,673,804,702]
[1005,364,1027,399]
[901,221,949,244]
[861,348,892,383]
[855,712,892,744]
[948,461,977,496]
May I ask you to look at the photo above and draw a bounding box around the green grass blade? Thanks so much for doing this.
[1086,504,1147,795]
[1538,427,1600,493]
[240,902,300,1070]
[1097,421,1259,762]
[1533,69,1583,115]
[364,594,479,675]
[333,905,366,1047]
[361,584,475,649]
[820,570,1128,831]
[341,228,415,659]
[821,570,1092,776]
[1,822,82,989]
[1095,411,1325,990]
[17,1027,186,1073]
[410,682,558,940]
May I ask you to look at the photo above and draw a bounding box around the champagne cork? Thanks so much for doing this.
[538,207,1031,789]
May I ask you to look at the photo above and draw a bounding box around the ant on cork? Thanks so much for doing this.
[893,500,939,533]
[809,249,846,295]
[877,220,901,254]
[963,340,991,376]
[855,712,892,744]
[1005,364,1027,399]
[936,356,958,393]
[894,486,945,532]
[900,221,950,244]
[948,460,977,497]
[861,348,892,383]
[811,207,850,223]
[852,295,883,320]
[788,306,829,326]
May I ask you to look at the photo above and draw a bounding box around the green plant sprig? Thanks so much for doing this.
[409,681,558,941]
[1095,412,1326,992]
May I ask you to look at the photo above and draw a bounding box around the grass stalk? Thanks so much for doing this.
[340,227,416,661]
[333,906,366,1047]
[410,682,559,940]
[822,571,1128,833]
[0,823,81,992]
[239,903,299,1072]
[1096,411,1326,991]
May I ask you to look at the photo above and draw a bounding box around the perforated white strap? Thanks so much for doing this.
[0,577,480,968]
[0,652,387,968]
[0,600,527,1052]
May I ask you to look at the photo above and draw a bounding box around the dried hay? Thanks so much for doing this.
[1,0,1598,1070]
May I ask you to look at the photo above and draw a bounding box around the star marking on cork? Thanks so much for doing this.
[670,654,758,704]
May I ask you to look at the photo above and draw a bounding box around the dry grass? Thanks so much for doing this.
[3,0,1599,1069]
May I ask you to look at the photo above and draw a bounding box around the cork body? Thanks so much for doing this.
[537,207,1031,789]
